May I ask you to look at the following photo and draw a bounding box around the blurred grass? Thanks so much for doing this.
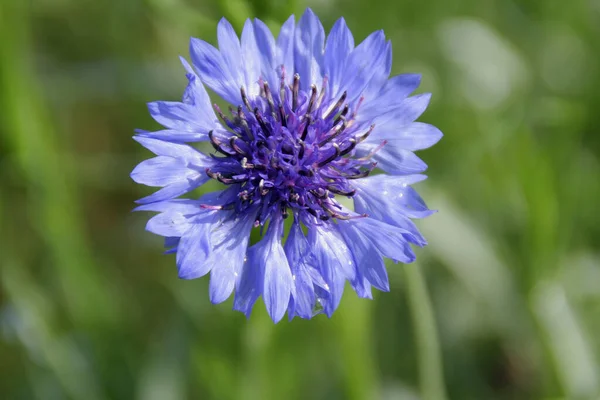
[1,0,600,399]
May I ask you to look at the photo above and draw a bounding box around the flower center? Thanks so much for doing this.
[205,73,377,225]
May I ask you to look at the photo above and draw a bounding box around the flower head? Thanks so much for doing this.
[131,9,442,322]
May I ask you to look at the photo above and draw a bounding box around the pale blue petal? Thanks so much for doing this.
[217,18,243,94]
[323,17,354,100]
[284,222,316,319]
[261,221,293,323]
[176,215,218,279]
[276,15,295,84]
[130,156,198,187]
[356,142,428,175]
[360,73,421,118]
[241,19,262,98]
[208,211,256,304]
[294,8,325,91]
[367,122,443,151]
[189,37,241,105]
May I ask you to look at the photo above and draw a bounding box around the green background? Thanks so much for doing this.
[1,0,599,399]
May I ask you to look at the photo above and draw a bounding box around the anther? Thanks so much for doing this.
[208,130,233,156]
[327,186,356,197]
[317,143,341,167]
[238,116,254,141]
[258,179,269,196]
[318,117,347,147]
[346,168,374,180]
[238,190,250,200]
[317,76,328,109]
[333,105,349,126]
[206,169,246,184]
[306,84,317,116]
[214,104,236,130]
[229,137,247,156]
[263,82,277,120]
[310,188,329,199]
[301,116,311,141]
[339,138,357,156]
[253,108,270,136]
[357,124,376,143]
[281,203,289,219]
[323,91,347,119]
[297,140,306,160]
[292,73,300,111]
[278,104,287,127]
[240,87,252,111]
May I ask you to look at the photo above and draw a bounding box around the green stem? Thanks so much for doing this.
[404,264,447,400]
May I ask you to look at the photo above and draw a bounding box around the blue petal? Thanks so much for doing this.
[337,30,388,104]
[176,214,218,279]
[132,136,209,162]
[349,218,417,263]
[147,101,213,135]
[189,37,241,105]
[276,15,295,84]
[308,227,353,317]
[241,19,262,98]
[363,93,432,130]
[324,18,354,100]
[232,251,263,318]
[356,143,428,175]
[208,211,256,304]
[247,220,292,323]
[338,221,389,292]
[130,156,199,187]
[146,210,193,237]
[360,73,421,119]
[294,8,325,91]
[353,174,435,224]
[368,122,443,151]
[253,18,279,99]
[134,176,208,204]
[217,18,243,95]
[133,198,202,213]
[284,222,317,319]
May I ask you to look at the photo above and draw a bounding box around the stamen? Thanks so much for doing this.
[318,117,347,147]
[237,110,254,141]
[281,203,289,219]
[357,124,376,143]
[297,140,306,160]
[346,163,376,179]
[317,143,341,167]
[310,188,329,199]
[258,179,269,196]
[292,73,300,111]
[278,104,287,127]
[240,87,252,111]
[360,140,387,160]
[230,137,247,156]
[306,84,317,116]
[333,105,349,126]
[206,169,246,184]
[327,186,356,196]
[323,91,347,119]
[263,82,277,120]
[208,130,233,156]
[213,104,236,130]
[253,108,270,135]
[300,116,312,141]
[317,76,328,109]
[339,138,357,156]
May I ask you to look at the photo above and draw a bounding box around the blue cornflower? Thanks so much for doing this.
[131,9,442,322]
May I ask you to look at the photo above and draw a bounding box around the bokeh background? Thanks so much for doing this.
[1,0,600,399]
